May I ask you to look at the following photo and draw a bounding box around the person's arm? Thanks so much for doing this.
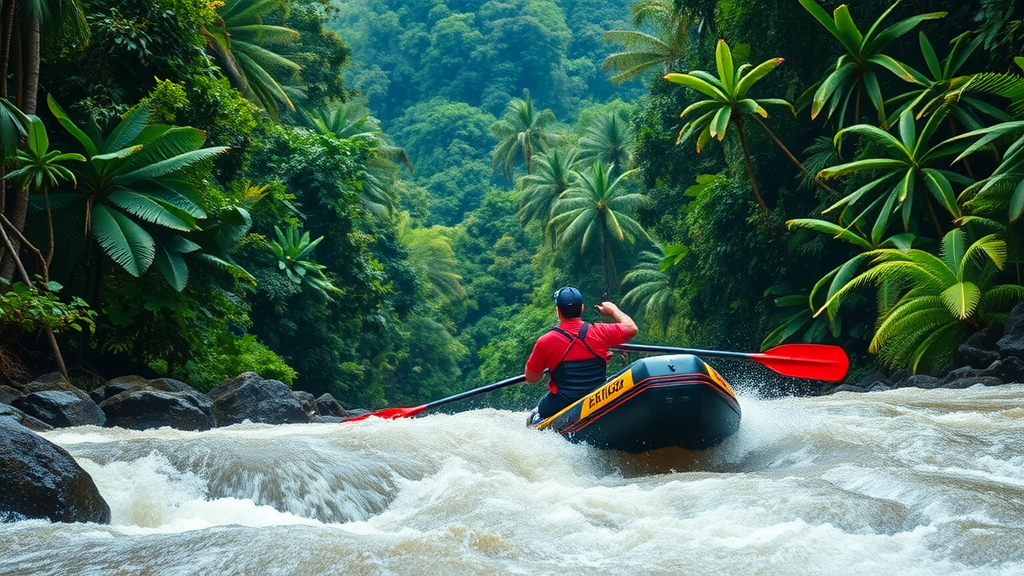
[596,301,638,339]
[525,338,547,383]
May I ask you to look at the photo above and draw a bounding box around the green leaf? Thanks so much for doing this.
[664,73,727,100]
[940,282,980,319]
[47,95,98,157]
[119,146,228,180]
[832,5,864,54]
[710,107,731,140]
[25,116,48,156]
[716,39,735,94]
[91,204,155,276]
[736,58,784,98]
[154,245,189,292]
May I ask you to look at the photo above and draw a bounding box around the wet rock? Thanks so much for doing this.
[0,418,110,524]
[0,404,53,432]
[980,356,1024,384]
[832,384,868,393]
[903,374,941,389]
[292,390,318,419]
[310,415,344,424]
[12,390,105,428]
[857,371,889,388]
[941,376,1004,389]
[868,383,893,392]
[0,384,20,405]
[147,378,195,393]
[207,372,307,426]
[888,369,911,388]
[940,366,983,386]
[315,393,350,418]
[90,375,151,404]
[100,389,216,431]
[997,302,1024,360]
[20,372,73,394]
[957,345,1001,369]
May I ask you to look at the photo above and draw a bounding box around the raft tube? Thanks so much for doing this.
[531,354,741,452]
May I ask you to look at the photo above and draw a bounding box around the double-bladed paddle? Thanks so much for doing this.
[342,373,529,422]
[343,343,849,422]
[611,342,849,382]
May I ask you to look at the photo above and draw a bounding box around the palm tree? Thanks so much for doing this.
[602,0,690,83]
[303,99,411,215]
[664,39,795,209]
[4,115,84,273]
[202,0,302,118]
[816,229,1024,372]
[396,212,465,303]
[516,147,577,243]
[47,96,228,288]
[576,111,634,175]
[818,107,973,242]
[798,0,946,130]
[490,91,560,180]
[549,162,652,295]
[621,244,684,333]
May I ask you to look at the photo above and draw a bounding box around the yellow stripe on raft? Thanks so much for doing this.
[579,370,635,419]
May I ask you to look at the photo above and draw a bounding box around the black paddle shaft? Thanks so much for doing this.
[423,374,529,410]
[611,343,755,361]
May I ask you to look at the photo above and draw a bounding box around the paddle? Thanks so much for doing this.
[611,343,849,382]
[342,373,529,422]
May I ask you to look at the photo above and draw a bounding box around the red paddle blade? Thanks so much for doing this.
[753,344,849,382]
[342,404,428,422]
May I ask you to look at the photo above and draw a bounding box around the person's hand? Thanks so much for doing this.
[596,301,621,316]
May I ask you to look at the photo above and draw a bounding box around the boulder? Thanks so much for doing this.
[941,376,1004,389]
[315,393,350,417]
[888,369,912,388]
[996,302,1024,359]
[856,371,889,388]
[12,390,106,428]
[100,389,216,431]
[903,374,942,389]
[0,404,53,432]
[940,366,983,386]
[292,390,318,419]
[868,383,893,392]
[20,371,74,394]
[310,415,345,424]
[0,418,110,523]
[831,384,868,393]
[980,356,1024,384]
[956,345,1001,369]
[90,375,151,404]
[0,384,20,405]
[207,372,308,426]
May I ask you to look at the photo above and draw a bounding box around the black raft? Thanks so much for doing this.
[530,354,741,453]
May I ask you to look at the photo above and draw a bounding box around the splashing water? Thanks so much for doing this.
[2,385,1023,576]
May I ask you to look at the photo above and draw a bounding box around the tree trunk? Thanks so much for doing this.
[736,119,768,210]
[1,0,13,98]
[21,16,38,114]
[750,115,835,195]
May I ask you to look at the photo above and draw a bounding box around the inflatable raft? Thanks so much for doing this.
[530,353,741,452]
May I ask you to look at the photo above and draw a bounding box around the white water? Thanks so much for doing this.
[2,385,1024,575]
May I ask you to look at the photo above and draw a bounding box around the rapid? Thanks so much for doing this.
[2,384,1024,576]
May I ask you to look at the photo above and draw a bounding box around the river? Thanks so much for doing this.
[1,384,1023,575]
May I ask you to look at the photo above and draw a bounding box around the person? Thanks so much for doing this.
[525,286,638,420]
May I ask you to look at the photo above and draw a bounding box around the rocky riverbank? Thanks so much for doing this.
[1,371,364,524]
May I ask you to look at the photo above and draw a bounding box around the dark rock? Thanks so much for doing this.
[941,376,1004,389]
[903,374,942,389]
[0,418,110,523]
[965,325,1002,351]
[832,384,868,393]
[100,389,216,431]
[940,366,982,386]
[889,369,911,387]
[12,391,106,428]
[106,375,150,387]
[857,371,889,388]
[0,404,53,432]
[147,378,194,393]
[292,390,318,418]
[868,383,893,392]
[997,302,1024,359]
[310,415,344,424]
[315,393,346,417]
[957,344,1001,369]
[980,356,1024,383]
[0,384,20,405]
[20,372,73,394]
[207,372,308,426]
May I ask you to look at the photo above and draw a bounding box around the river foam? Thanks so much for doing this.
[2,385,1023,575]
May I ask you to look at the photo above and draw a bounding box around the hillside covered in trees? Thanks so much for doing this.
[1,0,1022,409]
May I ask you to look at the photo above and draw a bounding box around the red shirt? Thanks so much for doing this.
[526,318,633,394]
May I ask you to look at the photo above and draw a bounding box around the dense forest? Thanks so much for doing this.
[0,0,1022,409]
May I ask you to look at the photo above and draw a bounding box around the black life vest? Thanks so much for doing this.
[548,323,607,400]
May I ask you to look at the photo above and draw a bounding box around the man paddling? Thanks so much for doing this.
[525,286,638,421]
